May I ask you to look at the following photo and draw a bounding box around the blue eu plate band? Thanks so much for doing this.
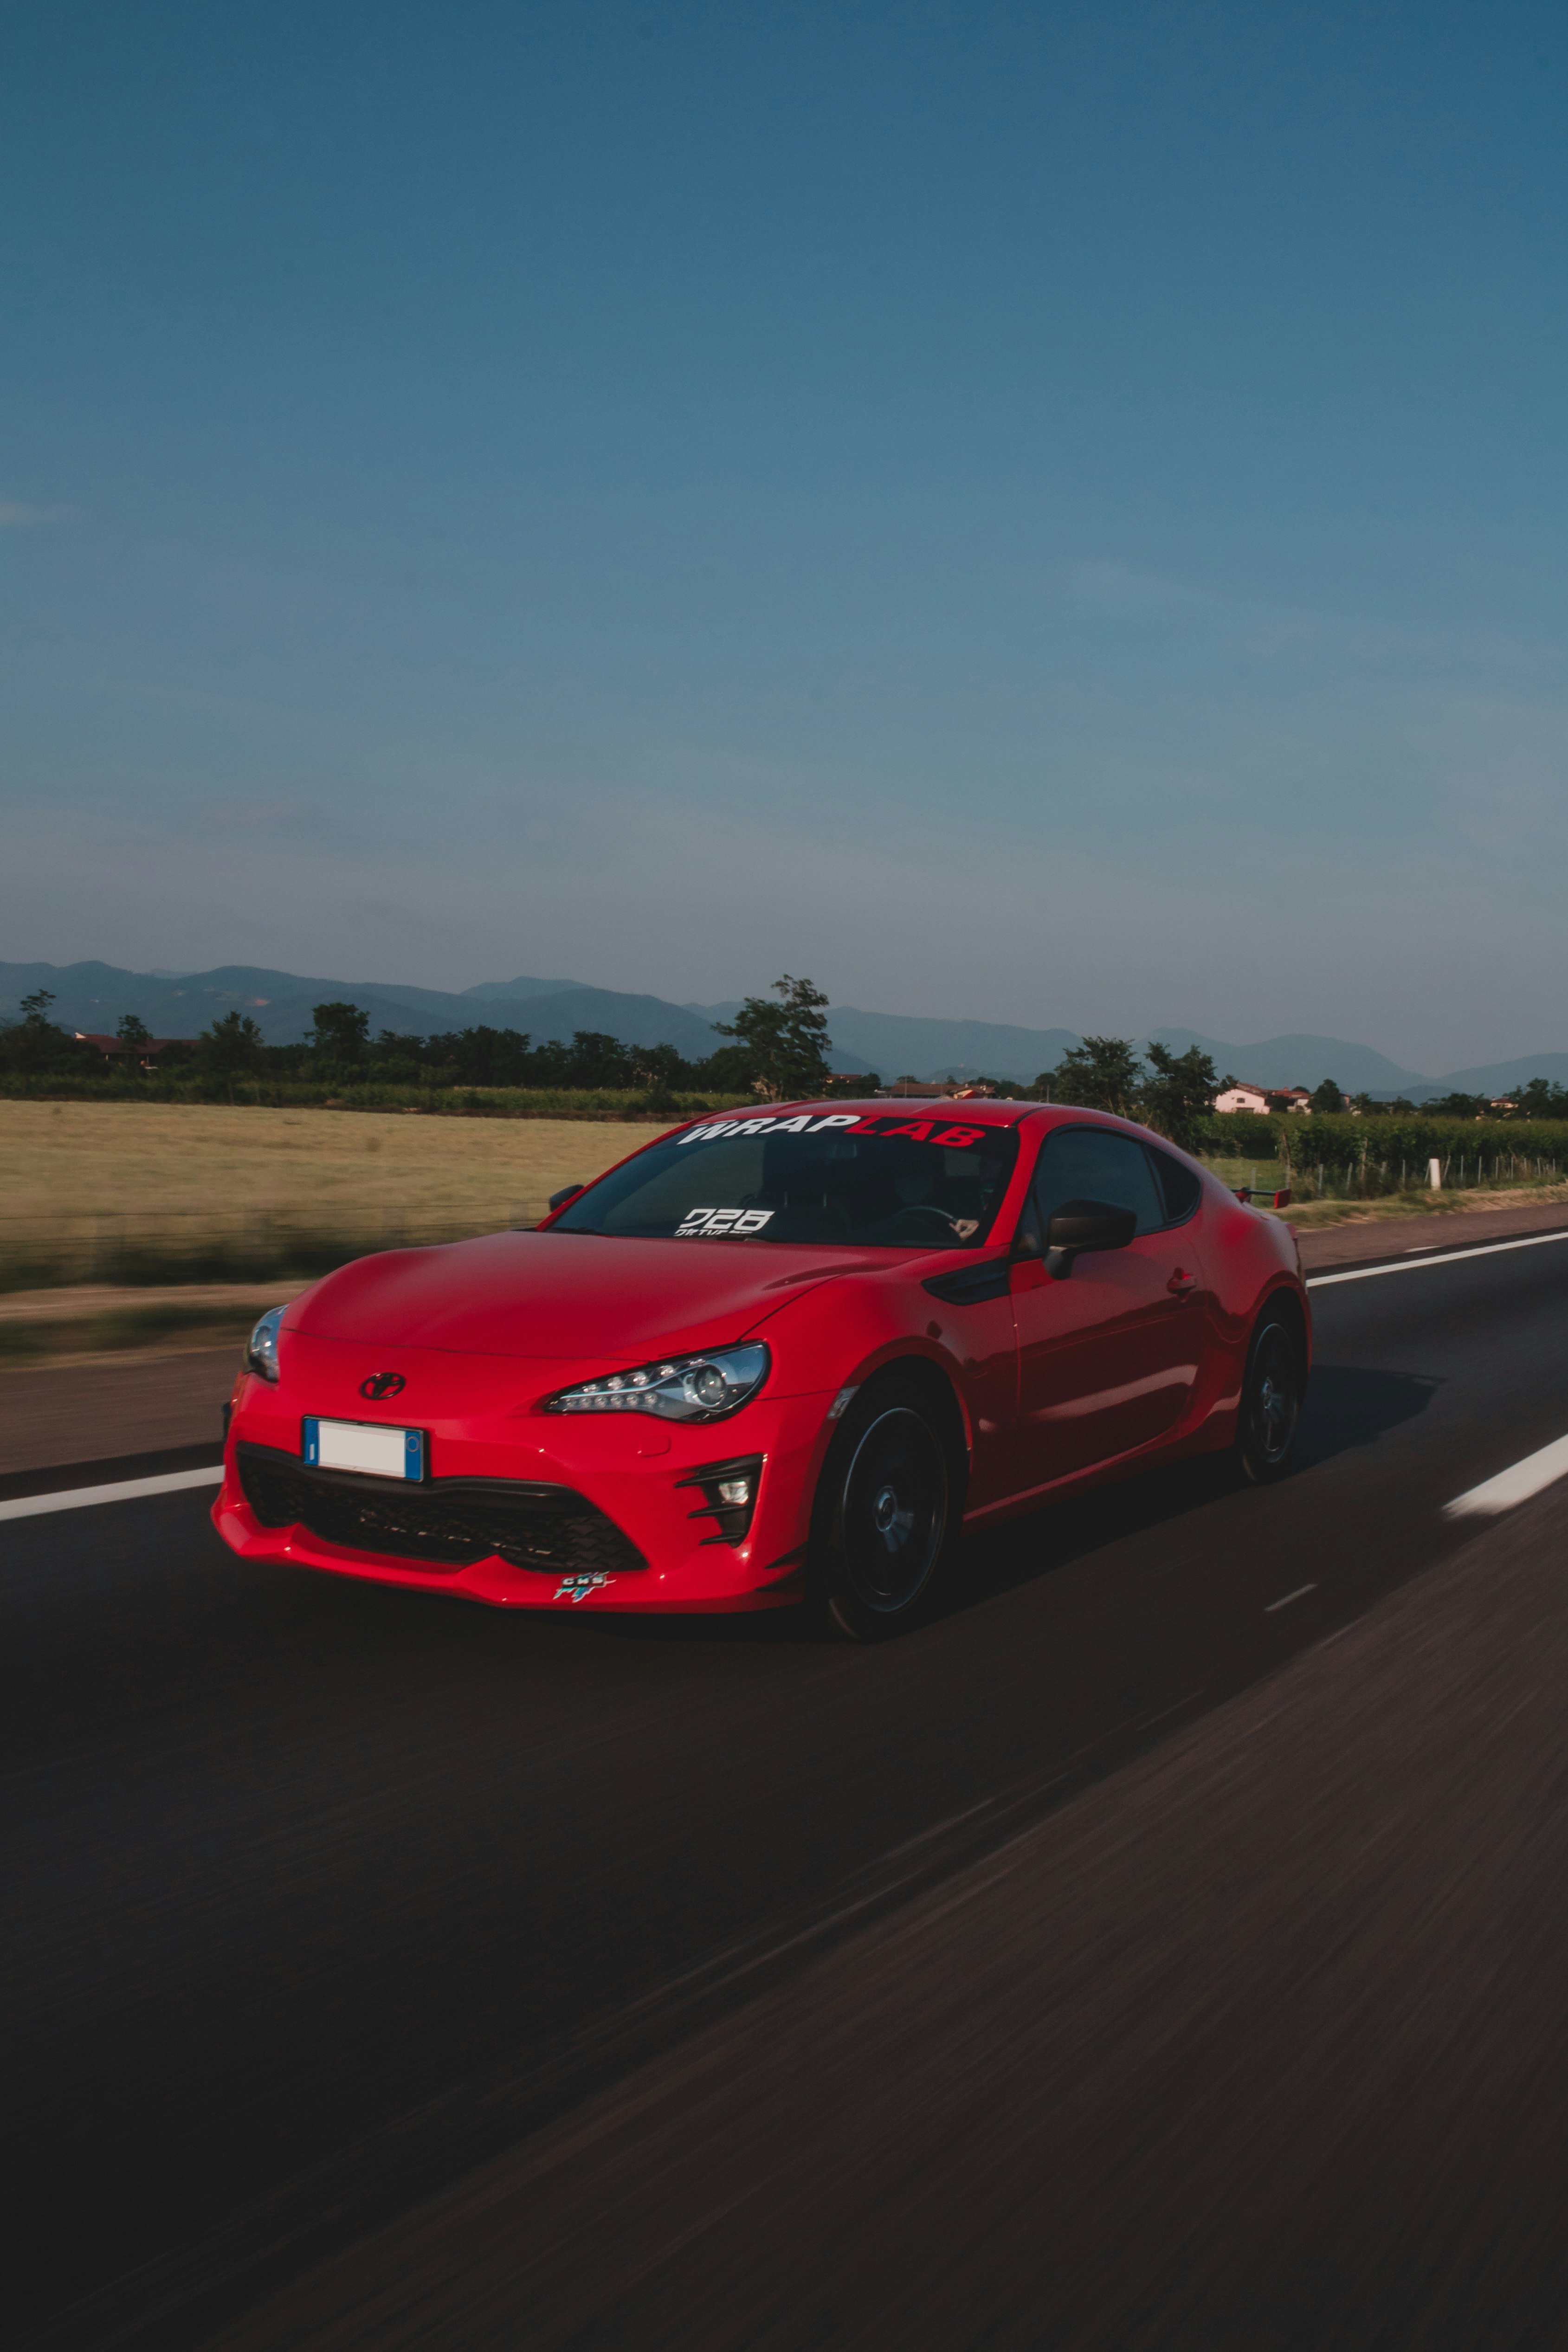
[300,1419,426,1479]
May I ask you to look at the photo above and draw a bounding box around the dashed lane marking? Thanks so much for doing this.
[1444,1433,1568,1520]
[1264,1584,1317,1613]
[0,1466,224,1525]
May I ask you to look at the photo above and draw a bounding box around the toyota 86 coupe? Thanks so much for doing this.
[214,1099,1310,1638]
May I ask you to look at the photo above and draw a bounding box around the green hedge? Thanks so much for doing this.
[0,1077,747,1118]
[1195,1112,1568,1195]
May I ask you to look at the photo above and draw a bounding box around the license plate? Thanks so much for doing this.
[303,1417,426,1480]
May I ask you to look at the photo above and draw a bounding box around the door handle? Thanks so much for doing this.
[1167,1268,1197,1296]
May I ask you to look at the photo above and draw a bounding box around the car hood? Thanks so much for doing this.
[286,1229,882,1361]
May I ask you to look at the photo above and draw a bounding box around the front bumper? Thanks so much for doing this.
[213,1374,833,1611]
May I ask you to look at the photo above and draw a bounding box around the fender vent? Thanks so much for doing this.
[922,1256,1011,1305]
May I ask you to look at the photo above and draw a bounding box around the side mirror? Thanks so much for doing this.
[547,1182,585,1213]
[1044,1197,1137,1276]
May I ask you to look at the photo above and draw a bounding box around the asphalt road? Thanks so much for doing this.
[8,1233,1568,2351]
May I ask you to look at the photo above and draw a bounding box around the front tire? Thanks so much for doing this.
[1233,1312,1303,1484]
[811,1378,955,1640]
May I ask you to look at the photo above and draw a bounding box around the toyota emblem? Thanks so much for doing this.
[360,1372,407,1401]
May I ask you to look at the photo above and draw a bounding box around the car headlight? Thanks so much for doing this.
[544,1343,769,1423]
[244,1305,286,1383]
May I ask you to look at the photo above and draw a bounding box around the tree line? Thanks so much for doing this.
[1025,1037,1220,1149]
[9,987,1567,1130]
[1031,1037,1568,1136]
[1238,1077,1568,1118]
[0,976,857,1102]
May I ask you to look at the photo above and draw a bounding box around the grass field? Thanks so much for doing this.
[0,1100,656,1291]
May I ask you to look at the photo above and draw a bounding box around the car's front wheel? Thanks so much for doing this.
[1233,1311,1304,1484]
[812,1377,955,1640]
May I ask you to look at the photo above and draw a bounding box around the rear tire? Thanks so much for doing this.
[811,1378,955,1641]
[1233,1312,1303,1484]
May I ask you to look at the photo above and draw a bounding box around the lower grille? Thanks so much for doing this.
[236,1445,646,1577]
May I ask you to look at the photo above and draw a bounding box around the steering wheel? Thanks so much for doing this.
[879,1205,966,1243]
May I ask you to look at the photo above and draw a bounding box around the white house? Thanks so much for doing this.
[1214,1082,1271,1114]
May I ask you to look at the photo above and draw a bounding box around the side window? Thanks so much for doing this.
[1145,1144,1201,1226]
[1032,1128,1165,1237]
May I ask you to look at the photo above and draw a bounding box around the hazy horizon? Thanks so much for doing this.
[8,952,1568,1090]
[6,3,1568,1070]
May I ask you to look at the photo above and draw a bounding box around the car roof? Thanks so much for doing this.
[724,1100,1199,1157]
[738,1096,1042,1128]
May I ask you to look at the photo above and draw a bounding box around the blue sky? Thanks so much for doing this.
[4,0,1568,1069]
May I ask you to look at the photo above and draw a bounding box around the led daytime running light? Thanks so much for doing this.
[546,1344,769,1423]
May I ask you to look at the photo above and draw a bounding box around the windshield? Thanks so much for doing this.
[553,1110,1020,1249]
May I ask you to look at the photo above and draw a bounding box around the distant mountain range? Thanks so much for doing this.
[0,961,737,1067]
[4,959,1565,1103]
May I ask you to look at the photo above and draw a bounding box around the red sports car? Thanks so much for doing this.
[214,1099,1310,1638]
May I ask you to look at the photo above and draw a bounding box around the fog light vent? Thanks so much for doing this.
[676,1454,765,1546]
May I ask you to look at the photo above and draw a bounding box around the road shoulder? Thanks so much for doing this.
[0,1347,234,1479]
[1296,1195,1568,1272]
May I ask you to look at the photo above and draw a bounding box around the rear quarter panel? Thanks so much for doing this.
[1193,1176,1311,1436]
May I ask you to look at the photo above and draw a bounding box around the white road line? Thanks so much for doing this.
[0,1466,223,1525]
[1264,1584,1317,1613]
[1307,1228,1568,1289]
[1444,1434,1568,1520]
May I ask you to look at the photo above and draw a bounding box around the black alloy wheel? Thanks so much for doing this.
[1234,1314,1303,1484]
[813,1377,955,1641]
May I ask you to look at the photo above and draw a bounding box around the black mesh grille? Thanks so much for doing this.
[236,1445,646,1577]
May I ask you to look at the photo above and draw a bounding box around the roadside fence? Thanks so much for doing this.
[1216,1152,1563,1205]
